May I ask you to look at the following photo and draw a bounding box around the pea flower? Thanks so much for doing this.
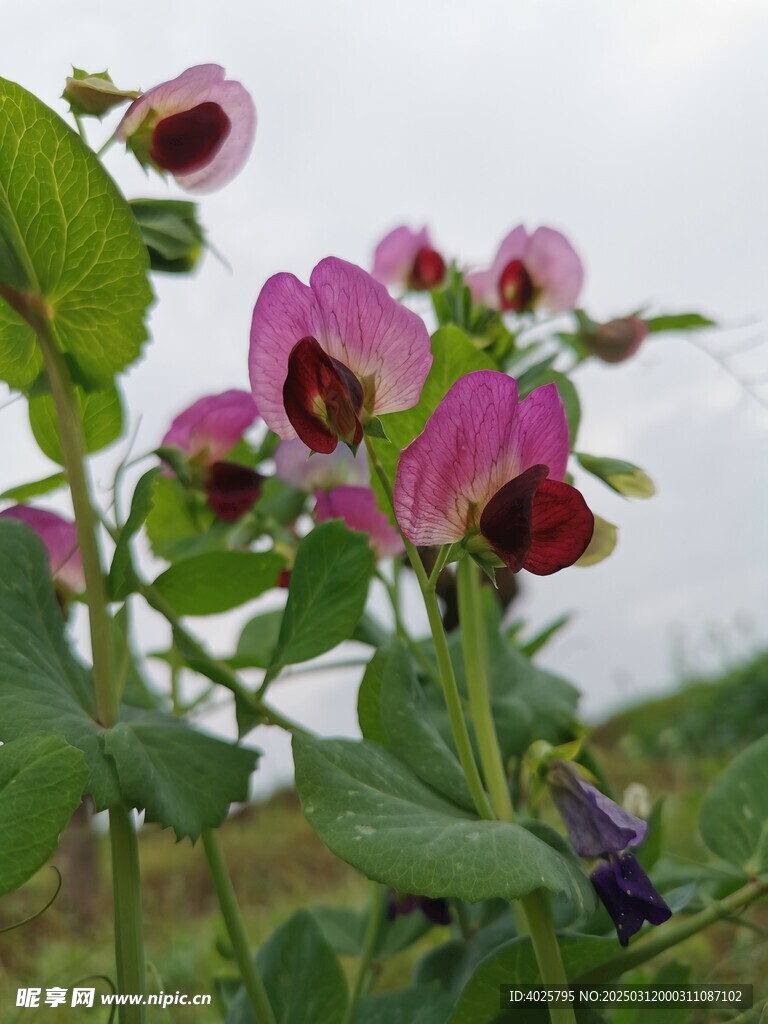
[466,225,584,313]
[0,506,84,596]
[161,390,262,522]
[548,759,646,858]
[274,438,369,492]
[386,889,451,926]
[314,486,403,560]
[249,257,432,454]
[592,853,671,946]
[584,316,648,363]
[394,371,594,575]
[372,226,446,291]
[117,64,256,193]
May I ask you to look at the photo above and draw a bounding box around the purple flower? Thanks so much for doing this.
[548,759,647,858]
[394,371,594,575]
[467,225,584,313]
[274,439,369,492]
[249,257,432,454]
[314,486,403,560]
[117,64,256,192]
[386,889,451,927]
[592,853,671,947]
[162,390,259,467]
[204,462,264,523]
[0,506,84,596]
[372,225,446,291]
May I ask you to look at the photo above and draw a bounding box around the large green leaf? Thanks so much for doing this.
[0,519,119,808]
[227,910,348,1024]
[103,711,258,841]
[699,733,768,876]
[380,325,495,450]
[293,734,594,909]
[28,382,124,463]
[0,78,152,390]
[130,198,204,274]
[152,550,283,616]
[266,521,373,680]
[0,734,89,898]
[230,608,285,669]
[356,988,454,1024]
[145,473,224,562]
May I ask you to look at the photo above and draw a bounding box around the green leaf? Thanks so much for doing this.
[380,326,495,450]
[152,550,283,616]
[0,471,66,501]
[230,608,285,669]
[145,474,223,562]
[112,606,159,711]
[636,798,664,872]
[357,647,391,745]
[0,735,88,898]
[227,910,348,1024]
[266,521,373,680]
[378,641,476,811]
[645,313,715,333]
[0,77,152,390]
[293,734,594,908]
[357,988,454,1024]
[310,904,433,959]
[0,519,120,808]
[130,198,205,274]
[518,614,570,658]
[518,367,581,444]
[103,711,258,841]
[257,476,307,526]
[576,453,655,499]
[29,383,124,463]
[699,733,768,876]
[449,935,616,1024]
[109,467,161,600]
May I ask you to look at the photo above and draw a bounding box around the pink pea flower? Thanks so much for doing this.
[249,257,432,455]
[467,225,584,314]
[0,506,84,595]
[314,486,404,560]
[394,371,594,576]
[274,439,369,492]
[372,226,446,291]
[162,390,258,466]
[116,64,256,193]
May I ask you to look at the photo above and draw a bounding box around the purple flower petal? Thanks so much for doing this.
[524,226,584,312]
[592,853,672,947]
[314,486,404,559]
[117,64,256,193]
[549,759,647,858]
[204,461,263,522]
[250,258,432,442]
[394,372,570,547]
[274,439,369,492]
[162,390,258,466]
[372,225,430,285]
[0,506,84,594]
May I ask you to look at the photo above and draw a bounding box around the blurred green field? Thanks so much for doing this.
[1,651,766,1022]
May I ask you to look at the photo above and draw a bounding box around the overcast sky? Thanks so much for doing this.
[2,0,767,793]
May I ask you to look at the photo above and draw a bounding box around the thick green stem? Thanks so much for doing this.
[109,807,146,1023]
[456,555,515,821]
[202,830,277,1024]
[521,889,578,1024]
[342,883,387,1024]
[576,880,767,985]
[364,437,492,820]
[32,317,146,1020]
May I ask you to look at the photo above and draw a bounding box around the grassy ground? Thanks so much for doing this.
[1,652,766,1022]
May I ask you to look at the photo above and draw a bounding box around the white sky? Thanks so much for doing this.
[2,0,767,793]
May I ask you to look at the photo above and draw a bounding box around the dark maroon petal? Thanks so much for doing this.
[409,247,446,290]
[592,853,672,947]
[479,464,549,572]
[283,337,363,454]
[587,317,648,364]
[151,101,231,174]
[418,896,452,926]
[523,478,594,576]
[204,461,263,522]
[498,258,535,312]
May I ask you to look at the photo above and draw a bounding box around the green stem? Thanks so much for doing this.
[342,883,387,1024]
[521,889,578,1024]
[201,830,277,1024]
[31,317,146,1020]
[109,807,146,1023]
[576,880,767,985]
[456,555,515,821]
[364,437,492,821]
[375,568,440,685]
